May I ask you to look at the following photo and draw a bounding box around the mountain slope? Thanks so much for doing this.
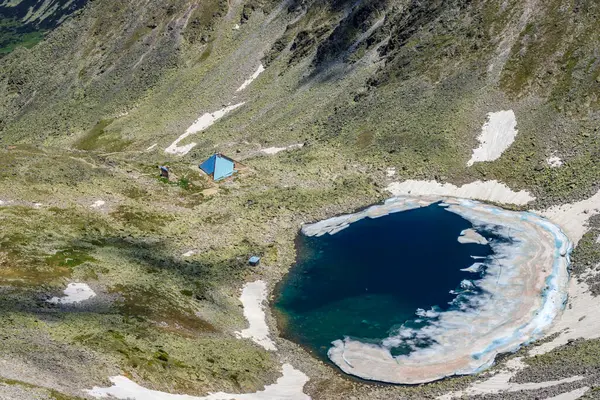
[0,0,599,399]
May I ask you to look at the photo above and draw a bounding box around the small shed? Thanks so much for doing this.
[199,153,238,181]
[159,166,169,178]
[248,256,261,266]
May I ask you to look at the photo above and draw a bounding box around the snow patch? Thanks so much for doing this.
[86,363,310,400]
[545,387,590,400]
[467,110,518,166]
[386,167,396,177]
[236,65,265,92]
[386,179,535,205]
[536,188,600,245]
[91,200,105,208]
[261,143,304,155]
[48,283,96,305]
[235,280,277,351]
[182,250,197,257]
[165,103,244,156]
[146,143,158,151]
[547,156,563,168]
[438,358,583,399]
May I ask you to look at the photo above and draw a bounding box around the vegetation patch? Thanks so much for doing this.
[0,377,84,400]
[183,0,227,45]
[110,205,174,233]
[74,119,132,152]
[112,283,217,335]
[45,248,96,269]
[0,19,45,55]
[514,338,600,383]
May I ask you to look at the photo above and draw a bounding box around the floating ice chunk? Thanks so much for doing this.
[458,228,488,245]
[461,263,484,273]
[416,308,440,318]
[48,283,96,304]
[460,280,475,289]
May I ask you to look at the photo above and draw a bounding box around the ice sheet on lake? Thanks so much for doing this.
[304,196,570,384]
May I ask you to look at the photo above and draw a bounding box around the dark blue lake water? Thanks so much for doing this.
[274,203,493,360]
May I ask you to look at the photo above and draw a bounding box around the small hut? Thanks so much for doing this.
[248,256,261,266]
[199,153,240,181]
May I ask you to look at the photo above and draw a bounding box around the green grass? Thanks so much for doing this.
[0,18,45,55]
[0,377,84,400]
[45,248,96,269]
[74,119,132,152]
[110,205,174,233]
[0,30,45,54]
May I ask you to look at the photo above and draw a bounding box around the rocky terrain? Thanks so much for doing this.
[0,0,599,399]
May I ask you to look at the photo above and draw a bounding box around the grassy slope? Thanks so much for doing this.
[0,0,599,398]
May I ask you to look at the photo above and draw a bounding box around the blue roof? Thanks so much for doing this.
[199,154,235,181]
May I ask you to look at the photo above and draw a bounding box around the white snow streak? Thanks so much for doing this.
[261,143,304,155]
[165,103,244,156]
[237,65,265,92]
[235,280,277,351]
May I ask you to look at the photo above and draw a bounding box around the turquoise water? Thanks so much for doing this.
[275,203,493,360]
